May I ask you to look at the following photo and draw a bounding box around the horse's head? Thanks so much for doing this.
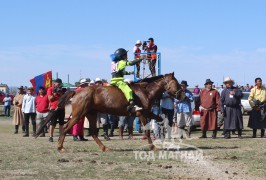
[163,73,186,101]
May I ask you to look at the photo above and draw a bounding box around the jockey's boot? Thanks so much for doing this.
[127,100,142,113]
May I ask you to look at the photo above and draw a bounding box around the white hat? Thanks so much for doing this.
[124,78,132,84]
[79,78,88,85]
[223,77,234,83]
[95,78,102,82]
[89,80,95,85]
[135,40,142,45]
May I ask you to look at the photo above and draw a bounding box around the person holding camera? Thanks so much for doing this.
[110,48,143,113]
[133,40,142,78]
[143,38,157,77]
[47,78,65,142]
[248,77,266,138]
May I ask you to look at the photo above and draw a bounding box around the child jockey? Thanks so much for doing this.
[110,48,143,113]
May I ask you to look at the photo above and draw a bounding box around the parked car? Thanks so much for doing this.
[0,91,14,105]
[191,94,200,127]
[241,92,252,114]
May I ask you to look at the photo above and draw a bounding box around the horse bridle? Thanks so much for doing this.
[162,76,182,97]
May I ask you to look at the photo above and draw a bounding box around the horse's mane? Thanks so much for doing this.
[135,75,164,84]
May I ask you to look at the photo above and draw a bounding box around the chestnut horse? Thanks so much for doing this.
[37,73,184,152]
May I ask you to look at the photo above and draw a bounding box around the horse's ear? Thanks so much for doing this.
[172,72,174,77]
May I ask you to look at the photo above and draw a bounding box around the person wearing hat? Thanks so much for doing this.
[174,80,193,138]
[70,78,89,141]
[47,78,65,142]
[89,80,95,86]
[197,79,220,139]
[220,77,243,139]
[21,87,37,137]
[13,86,26,134]
[3,93,12,117]
[133,40,142,78]
[143,38,158,77]
[95,78,103,86]
[110,48,143,113]
[248,77,266,138]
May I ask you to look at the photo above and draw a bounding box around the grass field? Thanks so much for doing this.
[0,115,265,180]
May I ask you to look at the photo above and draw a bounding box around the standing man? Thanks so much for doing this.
[21,87,36,137]
[35,87,49,137]
[220,77,243,139]
[175,81,193,138]
[47,78,65,142]
[13,86,26,134]
[197,79,220,139]
[161,91,175,139]
[3,93,12,117]
[133,40,142,78]
[248,77,266,138]
[143,38,157,77]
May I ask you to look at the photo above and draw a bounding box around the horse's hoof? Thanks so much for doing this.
[102,146,110,152]
[150,145,158,151]
[58,147,66,153]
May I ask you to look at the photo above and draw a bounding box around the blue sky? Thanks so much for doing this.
[0,0,265,87]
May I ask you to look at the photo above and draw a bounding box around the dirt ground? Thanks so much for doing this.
[0,115,266,180]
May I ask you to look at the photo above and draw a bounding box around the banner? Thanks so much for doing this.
[30,71,52,94]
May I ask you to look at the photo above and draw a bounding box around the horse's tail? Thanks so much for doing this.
[35,91,76,138]
[58,91,76,108]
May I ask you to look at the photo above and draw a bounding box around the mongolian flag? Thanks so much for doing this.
[30,71,52,94]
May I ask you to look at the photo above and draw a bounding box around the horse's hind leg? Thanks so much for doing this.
[87,113,109,152]
[57,111,83,152]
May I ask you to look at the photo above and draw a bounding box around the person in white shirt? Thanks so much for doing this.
[3,93,12,117]
[22,87,36,137]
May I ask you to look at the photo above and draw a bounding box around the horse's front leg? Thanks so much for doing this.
[58,115,81,152]
[137,112,157,151]
[87,113,109,152]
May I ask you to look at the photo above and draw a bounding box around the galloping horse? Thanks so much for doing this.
[36,73,184,152]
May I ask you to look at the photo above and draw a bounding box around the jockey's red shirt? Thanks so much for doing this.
[36,94,49,113]
[47,87,62,110]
